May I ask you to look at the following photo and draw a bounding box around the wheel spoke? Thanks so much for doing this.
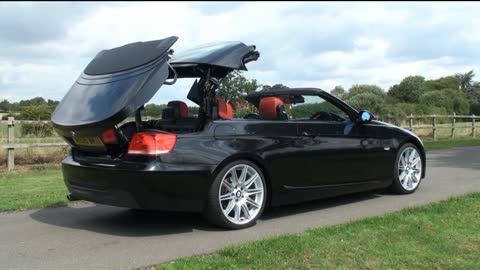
[244,173,258,188]
[400,155,406,167]
[222,181,234,191]
[409,149,416,163]
[223,200,235,215]
[411,173,419,183]
[247,188,263,196]
[246,197,260,208]
[220,193,235,201]
[411,157,421,166]
[241,204,251,220]
[230,170,238,185]
[238,166,248,184]
[234,204,241,221]
[406,175,412,188]
[399,171,406,181]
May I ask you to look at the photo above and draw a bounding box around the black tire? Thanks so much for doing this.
[204,160,267,230]
[389,143,423,194]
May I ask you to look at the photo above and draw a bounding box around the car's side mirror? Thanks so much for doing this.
[358,110,374,123]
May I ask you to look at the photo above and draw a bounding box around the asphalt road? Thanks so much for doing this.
[1,147,479,270]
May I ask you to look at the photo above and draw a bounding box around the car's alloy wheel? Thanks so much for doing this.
[390,143,423,194]
[218,164,264,225]
[205,160,266,229]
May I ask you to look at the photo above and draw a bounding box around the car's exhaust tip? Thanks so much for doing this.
[66,193,79,201]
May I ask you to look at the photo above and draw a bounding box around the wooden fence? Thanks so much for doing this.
[1,114,479,171]
[1,117,67,171]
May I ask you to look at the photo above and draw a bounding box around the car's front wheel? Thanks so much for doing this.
[204,160,267,229]
[390,143,423,194]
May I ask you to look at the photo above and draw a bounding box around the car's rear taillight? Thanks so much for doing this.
[102,128,118,144]
[127,132,176,156]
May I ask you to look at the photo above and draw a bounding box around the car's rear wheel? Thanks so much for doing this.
[204,160,267,229]
[390,143,423,194]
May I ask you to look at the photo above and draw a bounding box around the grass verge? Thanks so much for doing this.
[424,138,480,150]
[0,169,69,211]
[154,193,480,270]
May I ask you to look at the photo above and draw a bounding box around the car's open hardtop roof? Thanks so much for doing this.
[52,37,259,133]
[170,41,259,78]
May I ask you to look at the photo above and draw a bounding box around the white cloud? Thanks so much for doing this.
[0,2,479,103]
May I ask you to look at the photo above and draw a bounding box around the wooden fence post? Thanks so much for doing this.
[7,117,15,171]
[451,112,456,139]
[432,114,437,141]
[473,115,476,138]
[409,114,413,130]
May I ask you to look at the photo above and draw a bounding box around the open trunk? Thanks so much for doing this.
[52,37,259,158]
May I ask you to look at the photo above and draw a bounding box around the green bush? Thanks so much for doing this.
[234,104,258,118]
[20,123,54,137]
[19,105,52,120]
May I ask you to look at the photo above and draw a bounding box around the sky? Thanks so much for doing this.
[0,1,479,105]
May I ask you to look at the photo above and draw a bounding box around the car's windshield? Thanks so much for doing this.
[243,94,350,122]
[289,95,349,121]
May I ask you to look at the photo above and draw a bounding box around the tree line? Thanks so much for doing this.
[2,70,479,121]
[219,70,480,121]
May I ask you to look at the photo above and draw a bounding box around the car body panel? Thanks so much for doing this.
[62,114,424,210]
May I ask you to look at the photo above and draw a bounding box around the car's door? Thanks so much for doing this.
[285,95,389,190]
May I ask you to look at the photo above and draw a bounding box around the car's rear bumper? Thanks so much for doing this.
[62,155,215,212]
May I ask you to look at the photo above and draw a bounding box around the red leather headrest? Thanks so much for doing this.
[167,100,188,118]
[217,99,234,119]
[259,97,284,119]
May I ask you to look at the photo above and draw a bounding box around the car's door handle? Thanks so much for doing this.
[302,131,316,137]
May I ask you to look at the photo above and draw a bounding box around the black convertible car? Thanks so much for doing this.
[52,36,426,229]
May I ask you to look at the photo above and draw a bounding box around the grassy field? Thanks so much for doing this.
[0,169,69,211]
[153,193,480,270]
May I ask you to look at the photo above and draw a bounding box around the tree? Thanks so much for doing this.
[19,105,53,120]
[330,86,346,99]
[260,84,288,91]
[217,71,259,104]
[144,103,167,117]
[467,82,480,105]
[387,76,426,103]
[419,89,469,114]
[0,99,11,112]
[424,76,460,92]
[455,71,480,112]
[18,97,47,108]
[343,84,386,114]
[456,70,474,92]
[47,99,59,109]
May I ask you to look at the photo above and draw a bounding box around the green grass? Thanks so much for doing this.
[155,193,480,270]
[424,138,480,150]
[0,169,69,211]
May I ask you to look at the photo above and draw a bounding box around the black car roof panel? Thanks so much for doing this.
[171,41,259,72]
[84,36,178,76]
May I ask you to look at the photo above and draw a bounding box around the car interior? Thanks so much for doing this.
[243,95,348,122]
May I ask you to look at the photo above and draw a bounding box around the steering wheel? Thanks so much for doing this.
[310,111,345,122]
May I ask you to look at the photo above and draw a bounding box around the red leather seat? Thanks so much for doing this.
[217,99,234,119]
[167,100,188,118]
[259,97,288,120]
